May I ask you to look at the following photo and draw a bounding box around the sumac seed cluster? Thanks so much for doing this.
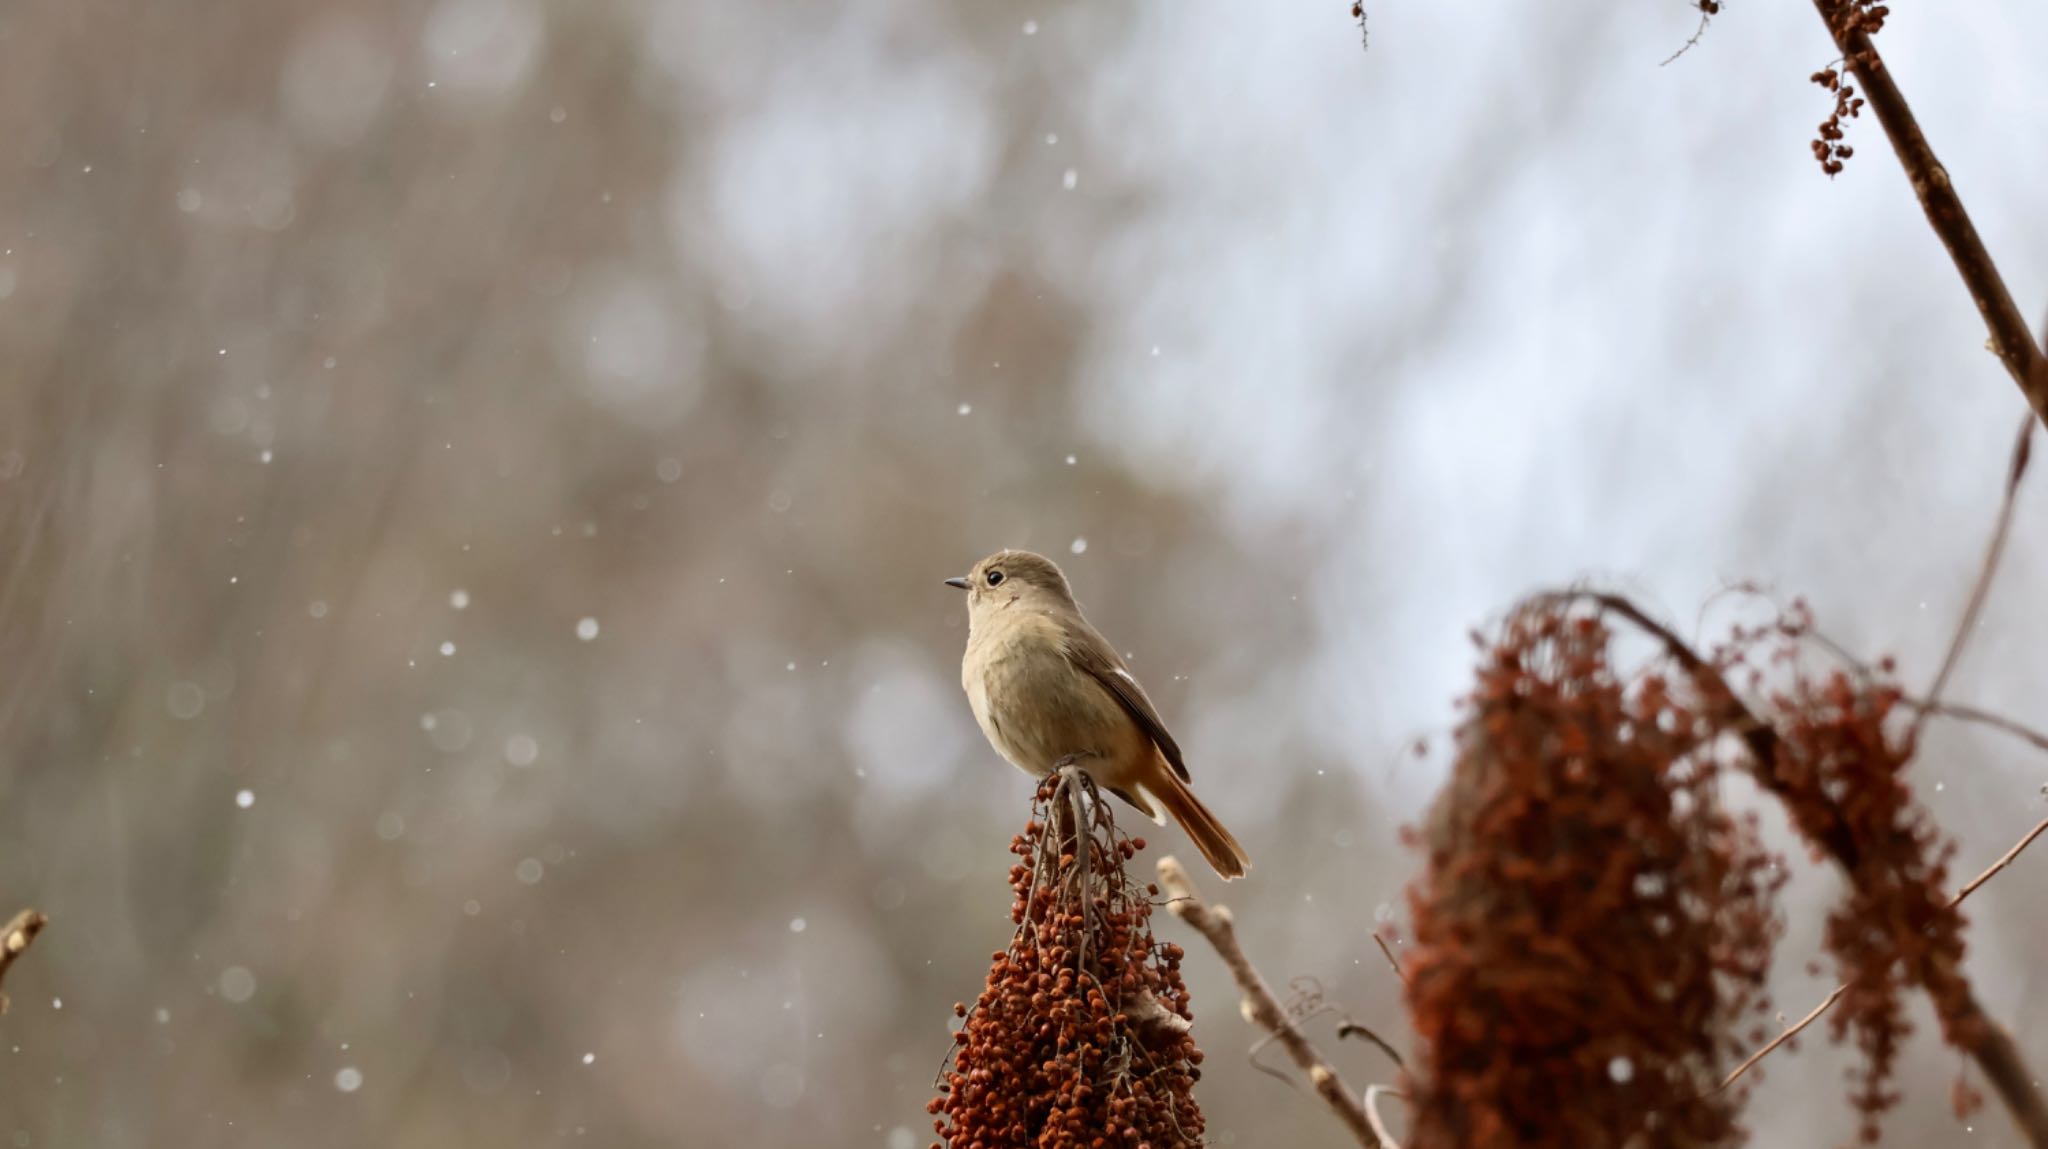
[928,776,1206,1149]
[1402,605,1782,1149]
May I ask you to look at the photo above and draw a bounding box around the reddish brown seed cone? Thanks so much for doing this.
[1403,603,1783,1149]
[929,775,1207,1149]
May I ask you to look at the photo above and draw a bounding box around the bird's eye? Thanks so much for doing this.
[986,570,1005,586]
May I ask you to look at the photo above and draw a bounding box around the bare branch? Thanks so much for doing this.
[1373,933,1408,985]
[1158,856,1381,1147]
[1719,816,2048,1092]
[1335,1021,1406,1072]
[1907,698,2048,756]
[1717,985,1850,1093]
[1660,1,1717,68]
[0,910,47,1014]
[1915,414,2034,746]
[1953,817,2048,906]
[1810,4,2048,419]
[1364,1084,1407,1149]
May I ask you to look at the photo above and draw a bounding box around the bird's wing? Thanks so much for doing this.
[1063,619,1190,783]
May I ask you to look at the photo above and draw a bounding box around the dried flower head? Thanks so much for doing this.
[1504,593,1990,1146]
[929,773,1206,1148]
[1727,612,1975,1144]
[1403,601,1783,1149]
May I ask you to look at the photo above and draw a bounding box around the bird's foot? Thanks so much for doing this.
[1050,753,1097,790]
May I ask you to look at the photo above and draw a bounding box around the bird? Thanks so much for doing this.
[946,548,1249,880]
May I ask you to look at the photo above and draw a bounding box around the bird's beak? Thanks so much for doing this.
[944,576,971,590]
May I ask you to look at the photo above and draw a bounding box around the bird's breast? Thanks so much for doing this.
[963,612,1139,777]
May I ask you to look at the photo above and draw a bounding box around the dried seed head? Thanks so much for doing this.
[929,775,1206,1148]
[1748,629,1973,1145]
[1807,2,1890,173]
[1402,602,1782,1149]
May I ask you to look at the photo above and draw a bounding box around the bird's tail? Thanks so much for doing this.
[1145,764,1249,881]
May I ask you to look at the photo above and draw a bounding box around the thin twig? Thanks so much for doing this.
[1373,933,1408,985]
[1953,817,2048,905]
[1251,986,1405,1078]
[1718,815,2048,1092]
[1335,1021,1406,1072]
[0,910,47,1014]
[1908,699,2048,757]
[1060,765,1095,973]
[1811,4,2048,420]
[1659,3,1714,68]
[1158,856,1381,1147]
[1364,1084,1406,1149]
[1717,985,1850,1092]
[1913,414,2033,747]
[1248,1009,1323,1093]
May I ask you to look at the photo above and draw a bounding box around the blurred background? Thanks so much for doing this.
[3,1,2048,1145]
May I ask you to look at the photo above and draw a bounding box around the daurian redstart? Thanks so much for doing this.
[947,549,1249,879]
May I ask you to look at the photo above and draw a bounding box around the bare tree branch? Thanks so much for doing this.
[1909,699,2048,756]
[1373,933,1408,985]
[1158,856,1381,1147]
[1810,4,2048,419]
[1915,414,2034,749]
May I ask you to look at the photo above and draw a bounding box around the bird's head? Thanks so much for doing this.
[946,549,1076,617]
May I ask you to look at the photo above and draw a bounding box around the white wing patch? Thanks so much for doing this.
[1112,667,1139,688]
[1133,783,1168,826]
